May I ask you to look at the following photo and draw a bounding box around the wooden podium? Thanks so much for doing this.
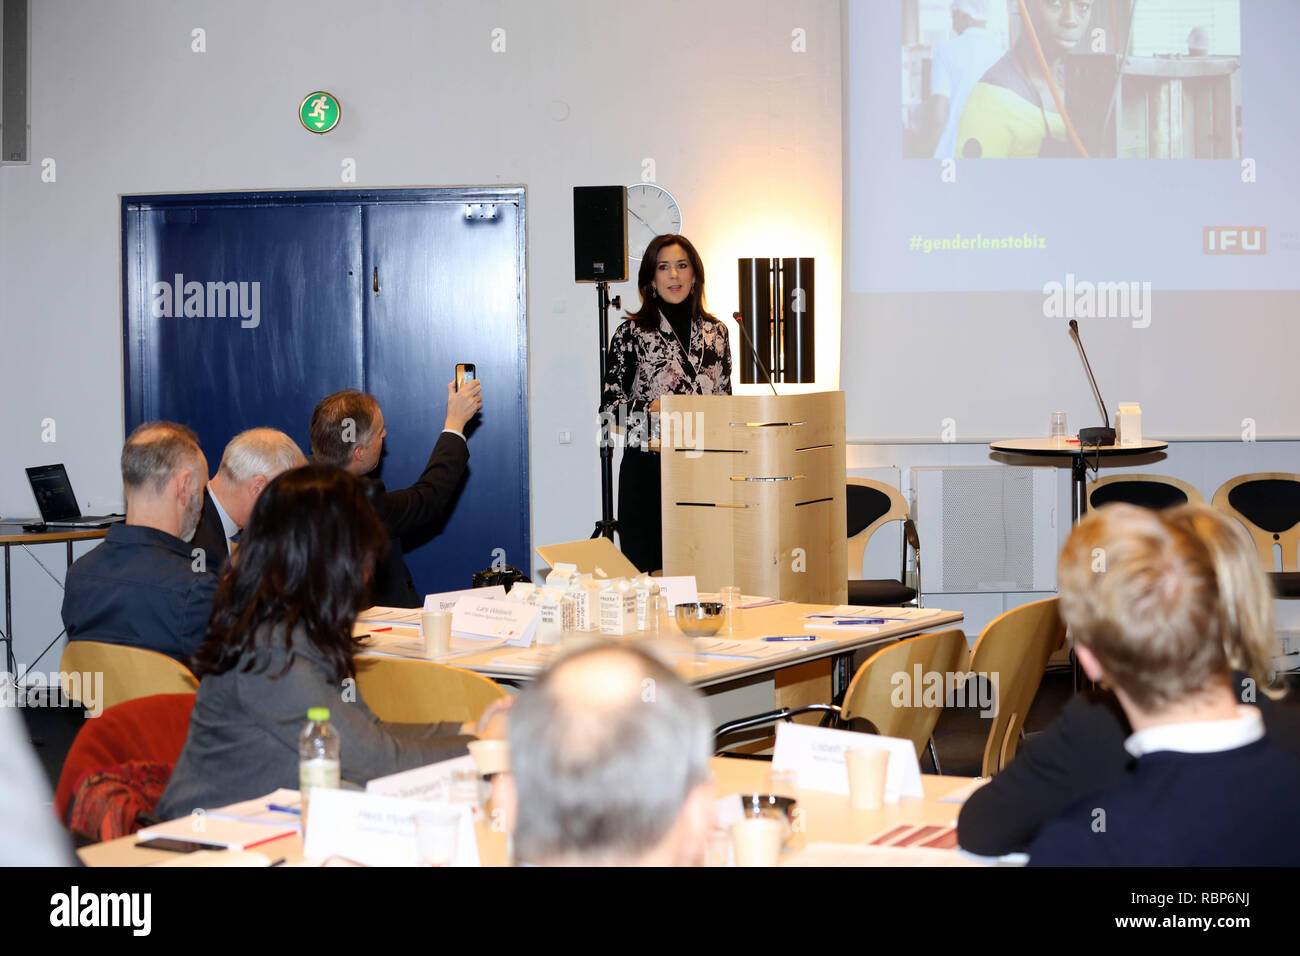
[659,392,847,604]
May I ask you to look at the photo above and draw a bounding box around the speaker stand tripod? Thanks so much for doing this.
[591,280,621,542]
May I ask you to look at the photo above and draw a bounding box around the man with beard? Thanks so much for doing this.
[62,421,219,663]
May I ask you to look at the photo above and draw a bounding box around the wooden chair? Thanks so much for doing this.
[846,477,919,607]
[838,628,968,773]
[1087,473,1204,511]
[967,597,1066,777]
[354,657,506,725]
[1211,472,1300,598]
[59,641,198,713]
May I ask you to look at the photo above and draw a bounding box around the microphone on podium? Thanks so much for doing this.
[732,312,779,398]
[1068,319,1116,447]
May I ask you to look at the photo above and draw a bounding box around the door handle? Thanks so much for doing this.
[373,265,380,295]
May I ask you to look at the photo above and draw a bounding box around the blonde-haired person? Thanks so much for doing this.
[1025,504,1300,865]
[1166,505,1285,702]
[959,504,1300,858]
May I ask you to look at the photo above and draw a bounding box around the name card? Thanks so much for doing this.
[451,596,538,647]
[424,585,505,614]
[771,723,923,802]
[366,755,478,803]
[656,576,699,611]
[302,789,478,867]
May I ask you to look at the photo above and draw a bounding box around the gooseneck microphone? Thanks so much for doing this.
[732,312,779,398]
[1068,319,1115,447]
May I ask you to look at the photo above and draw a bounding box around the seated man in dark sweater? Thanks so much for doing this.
[62,421,218,663]
[960,505,1300,856]
[309,382,482,607]
[1027,504,1300,866]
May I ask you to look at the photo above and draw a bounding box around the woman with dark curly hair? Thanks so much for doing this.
[157,464,474,818]
[599,234,731,572]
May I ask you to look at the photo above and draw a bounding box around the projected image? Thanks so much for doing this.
[902,0,1241,158]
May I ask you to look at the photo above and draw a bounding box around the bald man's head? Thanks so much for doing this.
[508,644,713,866]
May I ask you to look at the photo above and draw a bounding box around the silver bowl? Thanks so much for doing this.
[675,602,726,636]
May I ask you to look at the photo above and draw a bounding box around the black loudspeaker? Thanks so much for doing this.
[737,258,774,385]
[1,0,30,164]
[781,257,815,384]
[573,186,628,283]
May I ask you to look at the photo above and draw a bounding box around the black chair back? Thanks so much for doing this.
[1090,480,1188,511]
[1227,479,1300,534]
[846,483,894,538]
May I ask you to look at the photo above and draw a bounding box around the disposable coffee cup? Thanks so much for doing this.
[845,747,890,810]
[421,610,452,656]
[730,817,783,867]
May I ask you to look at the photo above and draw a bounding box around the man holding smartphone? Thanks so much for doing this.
[310,376,483,606]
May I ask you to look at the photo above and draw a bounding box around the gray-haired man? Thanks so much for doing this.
[189,427,306,572]
[497,644,716,866]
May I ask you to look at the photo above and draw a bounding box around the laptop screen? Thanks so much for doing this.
[26,465,82,522]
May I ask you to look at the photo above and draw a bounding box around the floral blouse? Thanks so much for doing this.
[599,312,732,446]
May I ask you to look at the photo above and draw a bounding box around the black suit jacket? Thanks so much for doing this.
[365,430,469,607]
[957,677,1300,856]
[188,489,231,576]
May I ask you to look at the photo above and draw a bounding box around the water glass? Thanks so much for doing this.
[414,805,461,866]
[1049,411,1068,441]
[720,585,743,633]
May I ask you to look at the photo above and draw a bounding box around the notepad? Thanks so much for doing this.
[356,606,424,626]
[867,822,959,850]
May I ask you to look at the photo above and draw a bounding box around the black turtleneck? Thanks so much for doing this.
[658,297,694,362]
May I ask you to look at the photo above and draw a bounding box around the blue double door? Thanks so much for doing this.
[122,188,529,596]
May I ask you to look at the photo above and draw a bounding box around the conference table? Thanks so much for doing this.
[989,438,1169,523]
[355,599,965,727]
[77,756,984,868]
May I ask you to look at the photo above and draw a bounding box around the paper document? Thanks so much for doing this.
[803,621,881,632]
[490,646,565,670]
[699,592,777,609]
[686,637,836,660]
[867,823,959,849]
[452,596,538,647]
[362,632,507,662]
[137,813,296,850]
[201,788,303,829]
[357,606,423,626]
[938,777,990,804]
[424,586,504,613]
[809,605,944,620]
[655,576,699,610]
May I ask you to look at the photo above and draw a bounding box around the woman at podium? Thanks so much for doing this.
[600,234,732,573]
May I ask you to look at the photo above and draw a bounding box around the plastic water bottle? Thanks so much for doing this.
[298,707,340,831]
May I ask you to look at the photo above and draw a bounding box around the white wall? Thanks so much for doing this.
[0,0,844,668]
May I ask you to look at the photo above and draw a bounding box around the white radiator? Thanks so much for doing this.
[911,466,1058,593]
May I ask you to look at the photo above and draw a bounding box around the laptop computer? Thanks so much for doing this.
[17,464,125,529]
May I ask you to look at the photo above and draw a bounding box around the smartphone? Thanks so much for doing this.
[455,363,477,391]
[136,837,214,854]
